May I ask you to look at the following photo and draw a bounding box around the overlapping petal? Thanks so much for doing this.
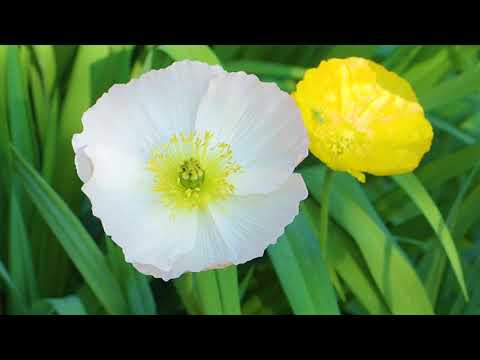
[293,57,433,182]
[73,60,308,280]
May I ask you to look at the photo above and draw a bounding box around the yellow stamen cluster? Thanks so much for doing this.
[147,131,241,214]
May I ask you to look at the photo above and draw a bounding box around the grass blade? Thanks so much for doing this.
[303,199,390,314]
[302,165,433,314]
[421,62,480,111]
[215,266,241,315]
[194,271,223,315]
[0,46,11,195]
[224,60,306,80]
[392,173,468,300]
[46,295,87,315]
[455,181,480,241]
[31,45,57,98]
[106,239,156,315]
[11,146,128,314]
[269,202,340,315]
[239,265,255,301]
[158,45,220,65]
[377,142,480,225]
[8,192,37,313]
[55,45,111,210]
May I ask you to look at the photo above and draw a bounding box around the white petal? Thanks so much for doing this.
[132,210,234,281]
[73,60,226,166]
[71,61,226,272]
[74,145,93,183]
[133,60,225,136]
[131,175,307,281]
[209,173,308,265]
[195,71,308,195]
[81,143,198,271]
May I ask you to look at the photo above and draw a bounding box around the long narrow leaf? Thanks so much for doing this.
[158,45,220,66]
[302,165,434,314]
[11,146,128,314]
[269,202,340,315]
[46,295,87,315]
[392,173,468,300]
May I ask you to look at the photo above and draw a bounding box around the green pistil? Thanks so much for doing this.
[179,158,205,189]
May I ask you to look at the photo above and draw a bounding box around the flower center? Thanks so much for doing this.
[179,158,205,189]
[147,131,241,215]
[326,130,355,156]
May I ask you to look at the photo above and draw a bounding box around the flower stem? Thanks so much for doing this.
[319,168,335,257]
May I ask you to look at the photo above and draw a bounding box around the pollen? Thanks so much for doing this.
[147,131,241,214]
[179,158,205,189]
[324,128,356,156]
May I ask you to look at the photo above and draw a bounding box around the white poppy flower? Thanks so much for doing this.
[72,60,309,281]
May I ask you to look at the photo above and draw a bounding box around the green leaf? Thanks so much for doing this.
[269,202,340,315]
[302,165,434,314]
[392,173,468,301]
[326,45,379,59]
[404,47,451,97]
[32,89,62,296]
[55,45,111,210]
[193,271,223,315]
[46,295,88,315]
[303,199,390,315]
[53,45,77,85]
[455,181,480,240]
[212,45,243,62]
[215,266,241,315]
[0,260,14,291]
[428,115,476,145]
[6,45,38,314]
[11,146,128,314]
[377,142,480,225]
[29,64,49,145]
[32,45,57,98]
[106,239,156,315]
[457,255,480,314]
[8,192,37,313]
[382,45,423,74]
[7,45,36,167]
[174,273,200,315]
[158,45,220,65]
[224,60,305,80]
[41,88,59,184]
[420,62,480,111]
[239,265,255,301]
[0,46,11,196]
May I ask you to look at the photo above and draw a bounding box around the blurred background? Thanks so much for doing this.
[0,45,479,315]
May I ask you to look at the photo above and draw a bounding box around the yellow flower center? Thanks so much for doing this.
[325,128,356,156]
[147,131,241,215]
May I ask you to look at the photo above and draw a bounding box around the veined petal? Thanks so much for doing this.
[209,173,308,264]
[81,143,197,270]
[129,174,307,281]
[73,60,226,162]
[195,71,308,195]
[73,61,225,272]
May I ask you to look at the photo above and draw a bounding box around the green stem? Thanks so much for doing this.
[319,168,335,257]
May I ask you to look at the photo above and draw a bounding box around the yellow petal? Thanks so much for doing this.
[293,57,434,182]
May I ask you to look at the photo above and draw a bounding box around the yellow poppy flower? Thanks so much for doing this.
[293,57,434,182]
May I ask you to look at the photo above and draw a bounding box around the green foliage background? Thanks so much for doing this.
[1,45,480,315]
